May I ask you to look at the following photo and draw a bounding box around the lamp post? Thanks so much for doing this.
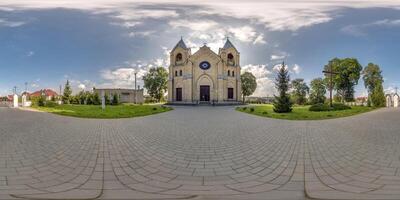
[134,72,137,104]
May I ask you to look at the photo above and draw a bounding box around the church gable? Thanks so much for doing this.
[190,45,221,62]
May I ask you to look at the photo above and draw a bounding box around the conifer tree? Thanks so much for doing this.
[273,62,293,113]
[62,80,72,104]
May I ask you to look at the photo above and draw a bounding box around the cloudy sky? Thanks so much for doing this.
[1,0,400,97]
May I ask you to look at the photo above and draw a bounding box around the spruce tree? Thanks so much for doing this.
[62,80,72,104]
[371,81,386,107]
[273,62,293,113]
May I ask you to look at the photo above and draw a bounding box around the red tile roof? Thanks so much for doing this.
[30,89,58,97]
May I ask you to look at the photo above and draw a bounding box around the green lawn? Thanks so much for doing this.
[236,104,376,120]
[33,104,172,119]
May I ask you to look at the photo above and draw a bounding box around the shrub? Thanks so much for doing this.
[309,103,351,112]
[309,103,332,112]
[44,100,58,107]
[332,103,351,110]
[112,93,120,105]
[250,107,255,112]
[37,96,46,107]
[242,107,247,110]
[262,111,268,115]
[152,107,157,111]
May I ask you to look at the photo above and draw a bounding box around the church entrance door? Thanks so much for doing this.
[176,88,182,101]
[200,85,210,102]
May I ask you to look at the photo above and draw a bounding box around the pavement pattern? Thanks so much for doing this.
[0,106,400,200]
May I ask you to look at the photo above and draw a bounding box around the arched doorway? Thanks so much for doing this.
[196,75,214,102]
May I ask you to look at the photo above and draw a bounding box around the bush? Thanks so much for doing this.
[309,103,351,112]
[262,111,268,115]
[37,96,46,107]
[44,100,58,107]
[152,107,157,111]
[242,107,247,110]
[332,103,351,110]
[250,107,255,112]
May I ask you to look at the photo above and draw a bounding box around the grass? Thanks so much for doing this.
[236,104,377,120]
[33,104,172,119]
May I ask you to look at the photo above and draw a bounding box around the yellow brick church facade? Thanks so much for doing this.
[167,38,242,104]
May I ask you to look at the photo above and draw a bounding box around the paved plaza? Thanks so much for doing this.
[0,106,400,200]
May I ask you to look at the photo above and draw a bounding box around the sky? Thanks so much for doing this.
[1,0,400,97]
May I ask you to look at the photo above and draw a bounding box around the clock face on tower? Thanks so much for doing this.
[199,61,211,70]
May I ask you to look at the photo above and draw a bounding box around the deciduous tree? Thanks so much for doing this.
[309,78,326,104]
[241,72,257,103]
[143,67,168,102]
[290,78,309,105]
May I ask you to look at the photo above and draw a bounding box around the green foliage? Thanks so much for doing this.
[237,104,374,120]
[37,95,45,107]
[92,92,100,105]
[112,93,120,105]
[241,72,257,102]
[309,78,326,104]
[250,107,255,112]
[104,94,111,105]
[44,100,58,107]
[273,63,293,113]
[370,82,386,107]
[290,78,309,105]
[143,67,168,102]
[324,58,362,102]
[309,103,351,112]
[62,80,72,104]
[362,63,386,107]
[309,103,332,112]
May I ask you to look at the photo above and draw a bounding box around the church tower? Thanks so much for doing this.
[219,38,241,102]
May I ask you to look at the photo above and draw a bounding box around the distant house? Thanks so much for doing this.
[355,96,368,106]
[93,88,144,103]
[30,89,58,100]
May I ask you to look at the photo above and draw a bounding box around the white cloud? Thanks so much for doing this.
[342,18,400,36]
[253,34,266,45]
[31,83,39,88]
[293,64,301,74]
[78,83,86,90]
[270,52,289,60]
[0,18,25,27]
[169,19,218,31]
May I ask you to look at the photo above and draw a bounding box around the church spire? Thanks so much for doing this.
[172,37,188,52]
[223,37,237,51]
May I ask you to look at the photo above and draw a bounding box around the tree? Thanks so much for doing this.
[290,78,309,105]
[62,80,72,104]
[324,58,362,102]
[370,82,386,107]
[112,93,120,105]
[309,78,326,104]
[362,63,385,107]
[143,67,168,102]
[241,72,257,103]
[273,62,292,113]
[92,92,100,105]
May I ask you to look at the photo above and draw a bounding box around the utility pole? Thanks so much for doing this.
[13,86,17,95]
[134,72,137,104]
[323,65,339,108]
[25,82,28,93]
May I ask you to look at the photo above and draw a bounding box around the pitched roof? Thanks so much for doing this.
[30,89,58,97]
[223,38,237,50]
[172,38,188,52]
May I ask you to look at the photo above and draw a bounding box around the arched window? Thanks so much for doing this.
[176,53,182,62]
[227,53,234,66]
[227,53,234,61]
[175,71,178,76]
[228,70,230,76]
[232,71,235,77]
[179,70,182,76]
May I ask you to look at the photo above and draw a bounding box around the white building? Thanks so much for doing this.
[386,93,399,107]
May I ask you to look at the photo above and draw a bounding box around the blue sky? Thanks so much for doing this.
[1,0,400,97]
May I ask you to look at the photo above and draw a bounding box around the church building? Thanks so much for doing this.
[167,38,242,104]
